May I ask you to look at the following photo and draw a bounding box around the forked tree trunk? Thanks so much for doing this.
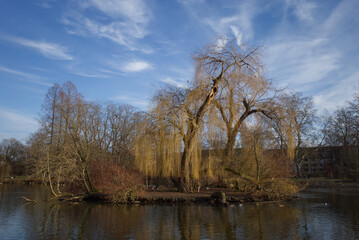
[295,160,303,178]
[178,85,219,192]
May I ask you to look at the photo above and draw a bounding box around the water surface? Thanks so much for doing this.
[1,184,358,239]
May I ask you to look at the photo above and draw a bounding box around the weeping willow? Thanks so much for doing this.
[135,121,180,179]
[134,113,211,183]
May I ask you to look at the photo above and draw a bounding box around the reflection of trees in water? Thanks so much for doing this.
[298,192,359,239]
[332,193,359,239]
[177,205,239,239]
[175,204,301,239]
[35,204,148,239]
[7,189,359,240]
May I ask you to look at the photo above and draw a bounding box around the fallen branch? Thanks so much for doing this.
[22,196,37,204]
[224,167,253,183]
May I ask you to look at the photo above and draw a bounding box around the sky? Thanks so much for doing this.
[0,0,358,142]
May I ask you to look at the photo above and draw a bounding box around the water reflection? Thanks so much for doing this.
[1,185,359,240]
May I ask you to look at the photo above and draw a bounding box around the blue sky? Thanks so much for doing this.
[0,0,358,141]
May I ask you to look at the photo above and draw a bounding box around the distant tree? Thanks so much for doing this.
[269,92,317,178]
[323,107,356,146]
[0,138,26,177]
[104,104,139,167]
[322,93,359,179]
[348,93,359,145]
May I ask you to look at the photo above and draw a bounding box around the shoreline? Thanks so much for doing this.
[296,178,359,189]
[3,178,358,205]
[59,188,298,205]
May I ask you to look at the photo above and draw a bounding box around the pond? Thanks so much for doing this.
[1,184,358,239]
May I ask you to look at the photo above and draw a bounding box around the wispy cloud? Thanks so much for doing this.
[63,0,152,53]
[313,71,359,112]
[85,0,151,23]
[36,0,56,9]
[230,26,242,46]
[158,75,187,88]
[263,0,358,113]
[285,0,317,22]
[202,0,258,43]
[72,71,111,78]
[2,36,73,60]
[65,62,112,78]
[0,64,51,86]
[121,60,153,73]
[110,94,149,109]
[0,107,39,141]
[265,38,340,90]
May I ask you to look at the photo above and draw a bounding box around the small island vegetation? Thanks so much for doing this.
[1,38,359,204]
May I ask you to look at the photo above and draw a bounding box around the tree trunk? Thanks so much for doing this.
[222,131,236,166]
[295,160,302,178]
[178,130,198,192]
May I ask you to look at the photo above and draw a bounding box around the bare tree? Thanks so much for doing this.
[0,138,26,178]
[104,104,139,166]
[322,93,359,179]
[270,92,317,178]
[323,107,356,147]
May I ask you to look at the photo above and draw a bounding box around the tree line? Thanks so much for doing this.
[1,38,358,197]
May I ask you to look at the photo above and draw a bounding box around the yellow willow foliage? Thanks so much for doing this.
[206,151,214,178]
[135,121,209,180]
[285,120,295,161]
[135,122,183,178]
[157,129,182,177]
[203,106,225,177]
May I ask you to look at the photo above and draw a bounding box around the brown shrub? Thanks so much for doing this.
[90,160,144,202]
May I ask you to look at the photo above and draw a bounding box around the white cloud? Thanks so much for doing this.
[0,65,39,79]
[63,0,152,52]
[285,0,317,22]
[0,108,39,141]
[66,16,151,53]
[0,64,51,86]
[203,0,257,42]
[121,61,153,72]
[86,0,151,24]
[230,26,242,45]
[158,76,187,88]
[214,38,228,51]
[4,36,73,60]
[72,71,110,78]
[110,95,149,108]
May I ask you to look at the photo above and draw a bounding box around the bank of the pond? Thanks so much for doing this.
[0,177,41,185]
[8,178,359,205]
[56,187,298,205]
[137,188,297,204]
[296,177,359,189]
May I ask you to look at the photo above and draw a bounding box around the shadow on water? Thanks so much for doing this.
[1,185,359,239]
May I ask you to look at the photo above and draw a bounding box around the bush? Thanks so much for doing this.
[262,178,299,197]
[90,160,144,203]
